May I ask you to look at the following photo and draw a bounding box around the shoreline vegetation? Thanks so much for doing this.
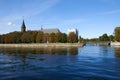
[0,22,120,46]
[0,43,85,48]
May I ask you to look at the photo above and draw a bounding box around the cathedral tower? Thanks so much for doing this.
[21,20,26,32]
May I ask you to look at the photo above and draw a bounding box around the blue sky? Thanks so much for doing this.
[0,0,120,38]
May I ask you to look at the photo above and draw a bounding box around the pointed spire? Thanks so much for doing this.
[41,25,43,30]
[21,19,26,32]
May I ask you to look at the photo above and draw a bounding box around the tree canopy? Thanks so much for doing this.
[67,32,78,43]
[0,31,70,43]
[114,27,120,42]
[99,33,110,41]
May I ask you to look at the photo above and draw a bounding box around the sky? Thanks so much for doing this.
[0,0,120,38]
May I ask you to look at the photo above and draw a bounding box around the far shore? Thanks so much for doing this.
[0,43,85,48]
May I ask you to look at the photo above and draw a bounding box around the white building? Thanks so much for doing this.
[68,28,78,36]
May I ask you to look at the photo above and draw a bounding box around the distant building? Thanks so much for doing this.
[41,28,60,34]
[21,20,26,32]
[68,28,78,36]
[20,20,60,33]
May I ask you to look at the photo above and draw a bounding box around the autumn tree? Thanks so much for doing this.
[3,32,22,43]
[4,33,13,43]
[36,31,44,43]
[114,27,120,42]
[21,31,33,43]
[31,31,38,43]
[55,32,62,42]
[11,32,23,43]
[67,32,78,43]
[43,33,49,43]
[0,35,1,43]
[0,35,5,43]
[48,33,56,43]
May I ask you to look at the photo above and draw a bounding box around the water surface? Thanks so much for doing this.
[0,45,120,80]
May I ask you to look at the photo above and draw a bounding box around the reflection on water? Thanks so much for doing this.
[99,46,114,57]
[0,45,120,80]
[0,47,79,63]
[0,47,78,55]
[113,47,120,58]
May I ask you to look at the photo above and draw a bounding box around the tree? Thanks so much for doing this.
[3,32,22,43]
[0,35,5,43]
[109,35,114,42]
[21,31,33,43]
[10,32,23,43]
[67,32,78,43]
[0,35,2,43]
[79,36,84,42]
[55,32,62,43]
[99,33,109,41]
[43,33,49,43]
[61,33,67,43]
[31,31,38,43]
[36,31,44,43]
[48,33,56,43]
[4,33,13,43]
[114,27,120,42]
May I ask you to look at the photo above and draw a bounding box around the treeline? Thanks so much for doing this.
[1,27,119,43]
[98,27,120,42]
[79,34,114,43]
[79,27,120,42]
[0,31,78,43]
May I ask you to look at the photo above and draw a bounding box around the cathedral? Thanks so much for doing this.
[20,20,60,33]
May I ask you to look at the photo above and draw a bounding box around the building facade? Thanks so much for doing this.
[20,20,60,33]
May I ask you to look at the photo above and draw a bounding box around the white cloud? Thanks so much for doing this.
[7,22,12,26]
[7,22,15,26]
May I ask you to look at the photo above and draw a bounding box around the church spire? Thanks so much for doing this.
[21,19,26,32]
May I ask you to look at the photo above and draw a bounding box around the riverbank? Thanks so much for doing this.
[86,42,110,46]
[111,42,120,46]
[0,43,85,48]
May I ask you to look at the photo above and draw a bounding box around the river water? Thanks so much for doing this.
[0,44,120,80]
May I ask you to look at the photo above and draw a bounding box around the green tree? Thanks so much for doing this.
[79,36,84,42]
[99,33,109,41]
[67,32,78,43]
[61,33,67,43]
[109,35,114,42]
[114,27,120,42]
